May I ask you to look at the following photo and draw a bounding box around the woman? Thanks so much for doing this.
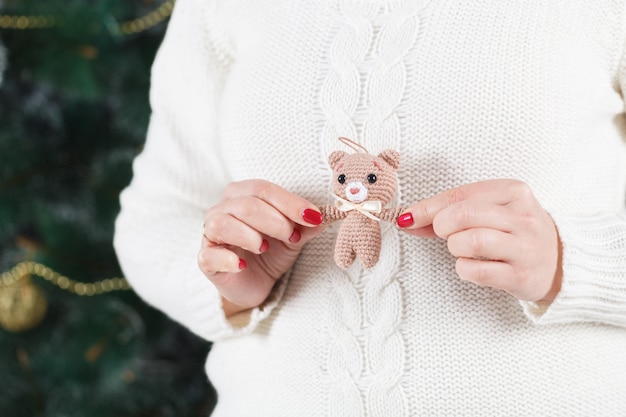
[114,0,626,415]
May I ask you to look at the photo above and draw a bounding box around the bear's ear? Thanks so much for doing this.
[328,150,347,170]
[378,149,400,170]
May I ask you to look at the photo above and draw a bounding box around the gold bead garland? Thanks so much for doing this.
[0,15,55,30]
[118,0,175,35]
[0,0,175,34]
[0,262,130,332]
[1,261,130,295]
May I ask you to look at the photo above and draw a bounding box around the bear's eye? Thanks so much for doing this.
[367,174,377,184]
[338,174,346,184]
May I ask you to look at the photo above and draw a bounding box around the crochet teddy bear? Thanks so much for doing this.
[319,139,405,269]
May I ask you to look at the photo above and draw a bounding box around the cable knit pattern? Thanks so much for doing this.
[325,264,365,417]
[319,2,376,157]
[319,3,432,414]
[114,0,626,415]
[362,2,429,151]
[321,5,376,414]
[363,220,405,416]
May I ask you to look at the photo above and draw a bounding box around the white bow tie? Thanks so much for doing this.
[333,194,382,221]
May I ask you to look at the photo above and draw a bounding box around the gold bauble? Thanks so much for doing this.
[0,275,47,332]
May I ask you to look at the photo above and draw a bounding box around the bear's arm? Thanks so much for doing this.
[319,204,348,225]
[376,206,407,223]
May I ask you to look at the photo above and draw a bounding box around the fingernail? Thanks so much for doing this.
[302,208,323,225]
[238,258,247,270]
[289,228,301,243]
[397,212,414,228]
[259,239,270,253]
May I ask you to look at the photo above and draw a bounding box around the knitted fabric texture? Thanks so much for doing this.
[320,146,405,268]
[113,0,626,415]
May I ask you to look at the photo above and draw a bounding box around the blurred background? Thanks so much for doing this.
[0,0,217,415]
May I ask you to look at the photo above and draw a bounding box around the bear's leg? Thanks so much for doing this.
[334,240,357,269]
[358,246,380,269]
[357,226,381,269]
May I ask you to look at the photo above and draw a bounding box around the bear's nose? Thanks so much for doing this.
[350,188,360,195]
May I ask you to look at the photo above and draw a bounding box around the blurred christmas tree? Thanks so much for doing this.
[0,1,216,415]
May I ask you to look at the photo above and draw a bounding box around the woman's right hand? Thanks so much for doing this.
[198,180,325,317]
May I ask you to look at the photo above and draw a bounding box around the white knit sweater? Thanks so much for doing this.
[114,0,626,415]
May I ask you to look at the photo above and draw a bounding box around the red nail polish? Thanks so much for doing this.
[238,258,247,270]
[302,208,323,225]
[259,239,270,253]
[397,212,414,228]
[289,228,301,243]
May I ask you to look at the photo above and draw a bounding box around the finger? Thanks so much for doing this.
[455,257,515,291]
[432,201,518,239]
[222,180,323,226]
[198,245,246,276]
[203,212,268,254]
[399,179,533,230]
[197,245,275,309]
[447,228,519,262]
[212,195,300,244]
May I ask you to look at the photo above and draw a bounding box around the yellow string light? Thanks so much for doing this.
[0,0,175,34]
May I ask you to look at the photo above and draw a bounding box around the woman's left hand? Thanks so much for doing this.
[397,179,562,302]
